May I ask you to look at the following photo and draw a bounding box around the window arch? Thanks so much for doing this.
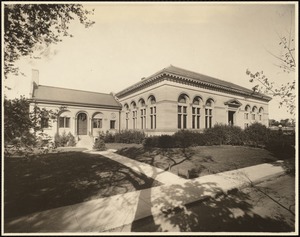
[131,101,137,129]
[178,94,189,129]
[252,106,258,120]
[59,110,71,128]
[148,95,156,129]
[192,96,202,129]
[92,112,103,129]
[205,98,214,128]
[139,98,146,129]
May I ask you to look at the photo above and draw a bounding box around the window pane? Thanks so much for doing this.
[192,115,195,129]
[197,108,200,114]
[65,118,70,128]
[178,114,181,129]
[205,109,208,115]
[192,107,195,114]
[154,107,156,113]
[150,115,153,129]
[183,106,187,114]
[59,117,64,128]
[178,106,181,113]
[183,115,187,129]
[150,107,153,114]
[197,116,200,129]
[154,115,156,129]
[209,109,212,115]
[110,120,115,129]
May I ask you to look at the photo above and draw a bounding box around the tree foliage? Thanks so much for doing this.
[246,34,296,117]
[4,4,94,78]
[4,96,58,149]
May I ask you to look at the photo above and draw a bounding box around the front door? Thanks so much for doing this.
[228,111,235,126]
[77,113,88,135]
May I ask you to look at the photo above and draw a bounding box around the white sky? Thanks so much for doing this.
[3,2,297,121]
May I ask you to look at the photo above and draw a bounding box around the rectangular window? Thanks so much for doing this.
[132,110,137,129]
[93,119,102,128]
[178,105,187,129]
[110,120,116,129]
[259,115,262,121]
[125,112,129,130]
[192,106,201,129]
[252,114,256,120]
[244,113,249,120]
[41,117,49,129]
[141,108,146,129]
[244,123,249,129]
[59,117,70,128]
[205,108,212,128]
[150,106,156,129]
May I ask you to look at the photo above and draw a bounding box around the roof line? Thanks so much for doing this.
[37,85,114,96]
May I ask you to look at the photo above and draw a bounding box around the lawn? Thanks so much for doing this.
[117,145,295,179]
[4,151,161,219]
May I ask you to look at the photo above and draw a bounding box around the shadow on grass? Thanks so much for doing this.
[4,151,161,219]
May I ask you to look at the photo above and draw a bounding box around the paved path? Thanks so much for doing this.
[4,150,286,233]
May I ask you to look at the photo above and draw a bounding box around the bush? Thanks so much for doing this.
[93,136,106,151]
[203,124,244,145]
[265,130,295,158]
[67,132,76,146]
[244,122,269,147]
[103,130,146,144]
[54,131,76,147]
[173,130,207,148]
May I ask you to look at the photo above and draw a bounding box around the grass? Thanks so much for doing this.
[4,151,161,219]
[117,145,295,179]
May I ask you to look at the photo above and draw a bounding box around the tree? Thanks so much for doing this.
[4,96,58,150]
[4,4,94,79]
[246,33,296,117]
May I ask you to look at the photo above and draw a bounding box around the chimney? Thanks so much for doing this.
[29,69,39,98]
[32,69,39,87]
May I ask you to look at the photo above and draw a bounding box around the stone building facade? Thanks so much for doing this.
[29,65,272,142]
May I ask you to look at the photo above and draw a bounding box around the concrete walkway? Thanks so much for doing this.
[4,150,286,233]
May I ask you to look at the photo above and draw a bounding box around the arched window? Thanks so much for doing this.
[252,106,258,120]
[178,94,189,129]
[139,99,146,129]
[205,99,214,128]
[59,110,71,128]
[148,95,156,129]
[192,96,202,129]
[124,104,129,130]
[131,101,137,129]
[92,112,103,129]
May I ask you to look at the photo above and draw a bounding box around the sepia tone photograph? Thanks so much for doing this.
[2,1,298,235]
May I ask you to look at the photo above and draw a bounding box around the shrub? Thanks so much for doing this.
[265,130,295,158]
[173,130,207,148]
[54,131,75,147]
[93,136,106,151]
[203,124,244,145]
[67,132,76,147]
[244,122,269,147]
[104,130,146,144]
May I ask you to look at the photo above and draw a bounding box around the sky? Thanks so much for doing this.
[3,2,297,121]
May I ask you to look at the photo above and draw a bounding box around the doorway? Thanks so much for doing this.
[77,113,88,135]
[228,111,235,126]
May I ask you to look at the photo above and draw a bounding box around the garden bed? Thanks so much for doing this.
[117,145,294,179]
[4,151,161,219]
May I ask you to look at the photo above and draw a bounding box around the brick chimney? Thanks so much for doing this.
[29,69,39,98]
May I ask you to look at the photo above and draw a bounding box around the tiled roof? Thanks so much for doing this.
[116,65,272,101]
[31,85,121,108]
